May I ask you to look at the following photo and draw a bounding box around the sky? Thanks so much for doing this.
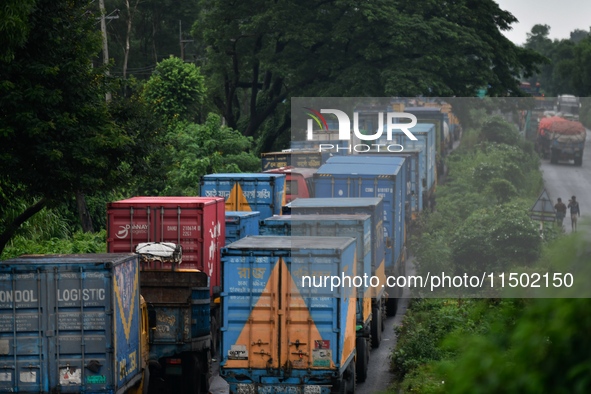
[494,0,591,45]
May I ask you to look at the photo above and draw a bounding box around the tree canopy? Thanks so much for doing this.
[0,0,156,254]
[193,0,545,151]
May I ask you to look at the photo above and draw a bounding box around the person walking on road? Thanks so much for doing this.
[554,198,567,229]
[568,196,580,232]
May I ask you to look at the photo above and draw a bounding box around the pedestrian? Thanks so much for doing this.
[567,196,580,232]
[554,198,567,229]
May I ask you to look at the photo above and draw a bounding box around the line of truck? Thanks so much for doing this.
[0,102,454,394]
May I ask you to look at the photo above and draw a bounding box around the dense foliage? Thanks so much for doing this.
[391,111,561,391]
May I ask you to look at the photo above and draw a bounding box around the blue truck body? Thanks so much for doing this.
[394,123,436,207]
[0,254,142,394]
[224,211,261,245]
[220,236,358,393]
[200,173,286,220]
[260,214,386,350]
[363,149,425,217]
[315,156,408,274]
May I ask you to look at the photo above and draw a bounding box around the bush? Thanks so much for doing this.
[451,203,542,274]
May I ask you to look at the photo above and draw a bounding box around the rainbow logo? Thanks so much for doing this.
[304,107,329,131]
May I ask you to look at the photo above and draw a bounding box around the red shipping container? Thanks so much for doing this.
[107,196,225,295]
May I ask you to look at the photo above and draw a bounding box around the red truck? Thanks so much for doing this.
[537,116,586,166]
[264,166,317,203]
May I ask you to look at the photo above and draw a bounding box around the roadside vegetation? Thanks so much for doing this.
[390,110,591,393]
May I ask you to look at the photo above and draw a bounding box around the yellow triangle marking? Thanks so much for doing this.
[114,264,139,343]
[231,183,252,212]
[224,258,279,369]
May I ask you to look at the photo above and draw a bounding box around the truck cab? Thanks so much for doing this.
[265,166,317,203]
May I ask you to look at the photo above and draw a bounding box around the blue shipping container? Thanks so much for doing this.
[362,149,424,216]
[200,173,286,220]
[316,156,408,280]
[220,236,357,393]
[0,254,142,394]
[225,211,261,245]
[395,123,436,203]
[287,198,386,301]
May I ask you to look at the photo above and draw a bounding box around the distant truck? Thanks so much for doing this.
[0,254,148,394]
[537,116,586,166]
[264,166,317,203]
[557,95,581,118]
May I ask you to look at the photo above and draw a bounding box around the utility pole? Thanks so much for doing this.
[99,0,111,101]
[179,20,194,62]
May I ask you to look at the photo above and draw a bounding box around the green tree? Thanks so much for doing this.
[163,114,260,196]
[193,0,544,152]
[143,56,207,123]
[0,0,149,255]
[0,0,36,62]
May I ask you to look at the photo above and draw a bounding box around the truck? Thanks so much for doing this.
[0,254,148,394]
[557,94,581,118]
[313,156,409,316]
[200,173,286,221]
[138,263,211,394]
[537,116,586,166]
[285,197,389,318]
[260,214,378,362]
[107,197,222,393]
[264,166,317,203]
[224,211,260,245]
[220,236,359,394]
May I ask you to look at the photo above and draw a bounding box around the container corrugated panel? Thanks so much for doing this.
[0,254,141,394]
[363,150,424,215]
[287,198,385,300]
[314,157,407,278]
[200,174,286,220]
[225,211,261,245]
[261,214,373,326]
[106,196,225,295]
[395,123,436,197]
[261,215,371,283]
[220,236,357,392]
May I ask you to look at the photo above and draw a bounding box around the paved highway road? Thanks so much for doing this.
[540,129,591,234]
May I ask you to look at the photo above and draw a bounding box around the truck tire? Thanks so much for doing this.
[182,355,203,394]
[211,315,219,359]
[574,156,583,166]
[381,301,386,332]
[386,297,398,317]
[200,351,211,393]
[355,337,369,383]
[371,306,382,348]
[333,362,356,394]
[550,150,558,164]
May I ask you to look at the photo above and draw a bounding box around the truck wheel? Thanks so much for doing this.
[141,367,150,394]
[574,157,583,166]
[355,337,369,383]
[182,355,203,394]
[371,306,382,348]
[211,316,219,359]
[381,301,386,332]
[347,362,356,394]
[550,151,558,164]
[386,297,398,317]
[200,351,211,393]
